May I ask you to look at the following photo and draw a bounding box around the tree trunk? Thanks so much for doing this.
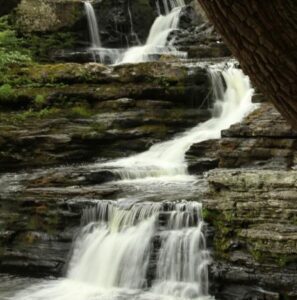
[197,0,297,130]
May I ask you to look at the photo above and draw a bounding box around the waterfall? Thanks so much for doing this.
[118,1,186,64]
[128,1,141,45]
[84,1,121,64]
[84,1,101,48]
[12,201,211,300]
[158,0,186,15]
[101,65,255,179]
[10,65,255,300]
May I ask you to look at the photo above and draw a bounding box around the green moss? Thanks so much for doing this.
[91,122,109,133]
[13,108,60,121]
[0,84,15,101]
[24,32,77,62]
[202,208,220,222]
[34,94,46,107]
[69,106,92,118]
[251,249,264,262]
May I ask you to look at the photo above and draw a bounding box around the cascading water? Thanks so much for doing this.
[10,65,255,300]
[84,1,121,64]
[128,0,141,45]
[101,65,255,179]
[84,1,101,49]
[11,201,211,300]
[118,0,186,64]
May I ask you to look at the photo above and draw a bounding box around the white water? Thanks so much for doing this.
[118,1,186,64]
[84,1,101,48]
[84,1,122,64]
[12,201,211,300]
[83,0,186,64]
[101,66,255,179]
[159,0,186,15]
[10,65,255,300]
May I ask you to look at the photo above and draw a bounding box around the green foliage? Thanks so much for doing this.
[25,32,76,62]
[0,30,20,48]
[34,94,46,107]
[0,15,10,31]
[0,49,32,69]
[14,108,60,121]
[70,106,92,118]
[0,16,32,71]
[0,84,15,101]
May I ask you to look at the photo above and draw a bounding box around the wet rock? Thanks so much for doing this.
[202,100,297,299]
[84,170,120,184]
[186,139,219,174]
[219,103,297,169]
[0,61,213,171]
[0,164,123,277]
[15,0,84,33]
[205,169,297,299]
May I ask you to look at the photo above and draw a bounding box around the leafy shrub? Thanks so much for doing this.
[0,16,32,70]
[0,15,10,31]
[0,49,32,69]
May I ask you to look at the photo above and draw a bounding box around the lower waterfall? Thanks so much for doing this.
[10,65,255,300]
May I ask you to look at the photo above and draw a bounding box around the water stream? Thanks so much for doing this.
[8,64,255,300]
[118,1,186,64]
[84,1,101,48]
[83,0,186,64]
[101,66,254,178]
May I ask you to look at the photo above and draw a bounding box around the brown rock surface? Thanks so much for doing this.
[204,102,297,299]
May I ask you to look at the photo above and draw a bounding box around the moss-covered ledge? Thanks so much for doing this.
[204,169,297,299]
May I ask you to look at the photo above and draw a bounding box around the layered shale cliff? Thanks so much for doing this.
[202,102,297,299]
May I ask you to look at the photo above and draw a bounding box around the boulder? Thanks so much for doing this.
[219,103,297,169]
[15,0,84,33]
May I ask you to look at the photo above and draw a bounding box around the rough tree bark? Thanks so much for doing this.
[197,0,297,130]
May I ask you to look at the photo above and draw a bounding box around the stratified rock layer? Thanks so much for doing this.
[203,103,297,300]
[0,61,213,171]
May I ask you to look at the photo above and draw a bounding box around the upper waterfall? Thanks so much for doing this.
[84,1,101,48]
[118,1,186,64]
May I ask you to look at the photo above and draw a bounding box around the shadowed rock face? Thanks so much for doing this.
[0,0,21,16]
[197,0,297,131]
[200,102,297,299]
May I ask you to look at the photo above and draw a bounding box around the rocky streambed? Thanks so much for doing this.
[1,65,297,299]
[0,0,296,299]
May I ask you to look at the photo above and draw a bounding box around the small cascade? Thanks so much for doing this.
[118,0,186,64]
[158,0,186,15]
[12,201,211,300]
[152,202,210,298]
[68,202,160,290]
[101,65,255,179]
[84,1,121,64]
[128,0,141,45]
[84,1,101,48]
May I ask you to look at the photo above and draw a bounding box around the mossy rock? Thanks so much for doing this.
[15,0,84,34]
